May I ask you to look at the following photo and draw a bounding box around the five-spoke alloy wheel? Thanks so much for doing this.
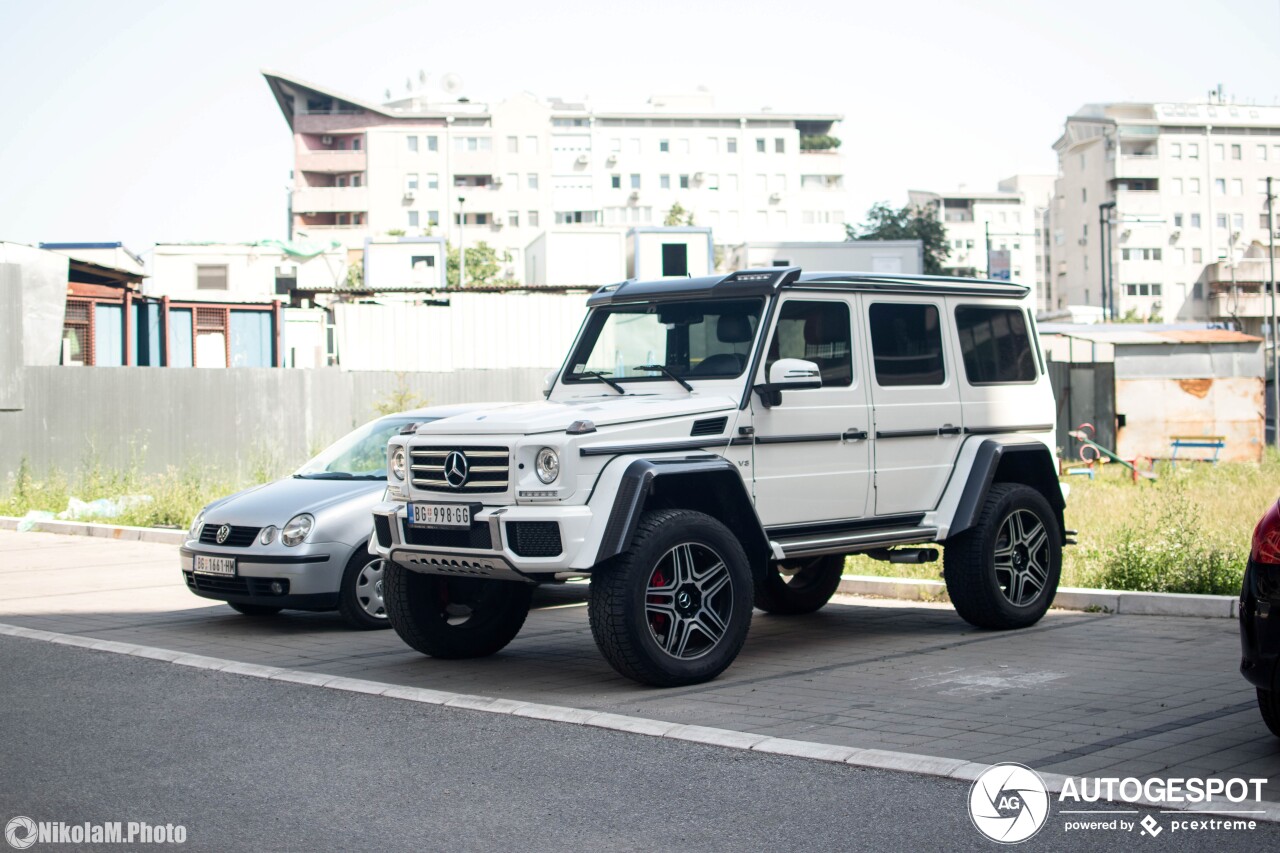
[590,509,753,687]
[945,483,1062,630]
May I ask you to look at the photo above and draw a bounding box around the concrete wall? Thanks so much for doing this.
[0,266,22,410]
[0,366,547,483]
[0,243,69,366]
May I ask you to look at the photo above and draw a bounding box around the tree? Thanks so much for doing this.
[446,240,512,288]
[664,202,695,227]
[847,202,951,275]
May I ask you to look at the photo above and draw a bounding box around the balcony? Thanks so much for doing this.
[1116,155,1161,179]
[1208,290,1277,319]
[297,149,367,173]
[292,187,368,214]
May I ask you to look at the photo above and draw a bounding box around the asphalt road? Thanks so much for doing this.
[0,636,1274,853]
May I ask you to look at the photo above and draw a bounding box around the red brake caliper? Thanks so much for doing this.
[648,568,667,632]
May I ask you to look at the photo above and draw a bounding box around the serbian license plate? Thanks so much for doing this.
[194,555,236,576]
[409,503,472,528]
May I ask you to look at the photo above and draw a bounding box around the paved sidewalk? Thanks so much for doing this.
[2,530,1277,800]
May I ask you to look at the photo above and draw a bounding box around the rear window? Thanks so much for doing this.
[954,306,1037,384]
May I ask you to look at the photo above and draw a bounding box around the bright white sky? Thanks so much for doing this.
[2,0,1277,253]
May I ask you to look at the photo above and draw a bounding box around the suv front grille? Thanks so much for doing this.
[410,446,510,494]
[198,524,260,547]
[402,520,494,550]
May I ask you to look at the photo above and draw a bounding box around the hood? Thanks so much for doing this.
[415,395,739,436]
[203,476,384,527]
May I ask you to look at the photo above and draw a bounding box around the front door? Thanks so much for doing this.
[858,295,965,516]
[748,295,872,527]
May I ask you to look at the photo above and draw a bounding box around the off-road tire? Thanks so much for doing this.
[383,560,533,658]
[589,509,753,687]
[755,554,845,615]
[228,602,282,616]
[337,550,392,630]
[945,482,1061,630]
[1259,689,1280,738]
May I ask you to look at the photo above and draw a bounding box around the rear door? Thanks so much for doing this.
[748,294,872,527]
[858,295,964,516]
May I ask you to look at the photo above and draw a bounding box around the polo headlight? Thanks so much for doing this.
[282,513,314,547]
[189,509,206,539]
[535,447,560,485]
[391,447,407,481]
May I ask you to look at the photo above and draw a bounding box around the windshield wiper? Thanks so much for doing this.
[636,365,693,393]
[295,472,383,481]
[579,371,626,394]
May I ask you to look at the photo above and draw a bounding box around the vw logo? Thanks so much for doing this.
[215,524,231,544]
[443,451,470,489]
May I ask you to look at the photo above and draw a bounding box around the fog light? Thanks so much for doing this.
[269,581,285,595]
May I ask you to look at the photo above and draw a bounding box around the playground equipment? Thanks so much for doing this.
[1065,423,1157,483]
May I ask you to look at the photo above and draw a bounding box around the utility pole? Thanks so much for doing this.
[1269,177,1278,451]
[457,195,466,288]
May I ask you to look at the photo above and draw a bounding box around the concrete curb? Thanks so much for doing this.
[1,620,1275,822]
[838,575,1239,619]
[0,515,185,545]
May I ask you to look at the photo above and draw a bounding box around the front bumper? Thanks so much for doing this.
[178,545,344,610]
[1240,559,1280,691]
[370,501,595,581]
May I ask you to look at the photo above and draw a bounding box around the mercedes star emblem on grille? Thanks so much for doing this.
[443,451,470,489]
[215,524,231,544]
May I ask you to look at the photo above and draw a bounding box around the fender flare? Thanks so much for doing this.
[948,440,1066,542]
[593,456,770,581]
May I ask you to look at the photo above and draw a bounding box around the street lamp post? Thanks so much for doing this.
[457,195,466,288]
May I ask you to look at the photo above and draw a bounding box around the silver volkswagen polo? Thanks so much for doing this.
[181,404,480,628]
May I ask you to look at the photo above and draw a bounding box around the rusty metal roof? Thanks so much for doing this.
[1040,326,1261,345]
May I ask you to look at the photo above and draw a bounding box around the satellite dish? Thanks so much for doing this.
[441,72,464,95]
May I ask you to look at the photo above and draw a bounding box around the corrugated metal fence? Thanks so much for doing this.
[0,366,549,482]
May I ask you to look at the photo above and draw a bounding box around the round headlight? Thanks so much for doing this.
[281,513,314,547]
[189,509,206,540]
[391,447,406,481]
[535,447,560,485]
[259,525,278,546]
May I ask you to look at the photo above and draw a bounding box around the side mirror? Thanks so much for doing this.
[754,359,822,408]
[543,369,558,399]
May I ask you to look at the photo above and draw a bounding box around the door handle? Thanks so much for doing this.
[842,429,869,441]
[938,425,963,436]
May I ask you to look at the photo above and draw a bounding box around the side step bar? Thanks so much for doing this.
[770,526,939,559]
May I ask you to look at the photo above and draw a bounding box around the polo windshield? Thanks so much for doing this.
[294,417,428,480]
[563,298,764,386]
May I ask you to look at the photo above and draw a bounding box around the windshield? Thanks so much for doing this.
[563,298,764,386]
[294,417,432,480]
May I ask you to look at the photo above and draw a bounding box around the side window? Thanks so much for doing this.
[766,300,852,387]
[868,303,945,386]
[954,305,1037,384]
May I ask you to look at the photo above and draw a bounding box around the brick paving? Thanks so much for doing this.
[3,529,1278,799]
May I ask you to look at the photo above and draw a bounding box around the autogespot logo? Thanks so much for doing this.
[968,763,1051,844]
[5,817,36,850]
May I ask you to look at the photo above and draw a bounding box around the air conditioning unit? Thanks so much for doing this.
[769,192,782,203]
[491,175,503,186]
[321,135,334,145]
[629,190,640,201]
[575,154,589,165]
[693,172,704,182]
[404,190,416,201]
[1077,237,1087,245]
[606,154,618,165]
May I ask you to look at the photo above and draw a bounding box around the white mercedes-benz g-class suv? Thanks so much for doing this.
[371,267,1064,687]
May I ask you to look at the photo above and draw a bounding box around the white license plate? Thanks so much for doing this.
[409,503,472,528]
[194,555,236,576]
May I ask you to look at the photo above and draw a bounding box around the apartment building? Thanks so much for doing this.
[1050,100,1280,330]
[263,71,850,283]
[908,175,1054,310]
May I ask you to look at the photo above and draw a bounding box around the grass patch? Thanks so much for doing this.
[846,453,1278,595]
